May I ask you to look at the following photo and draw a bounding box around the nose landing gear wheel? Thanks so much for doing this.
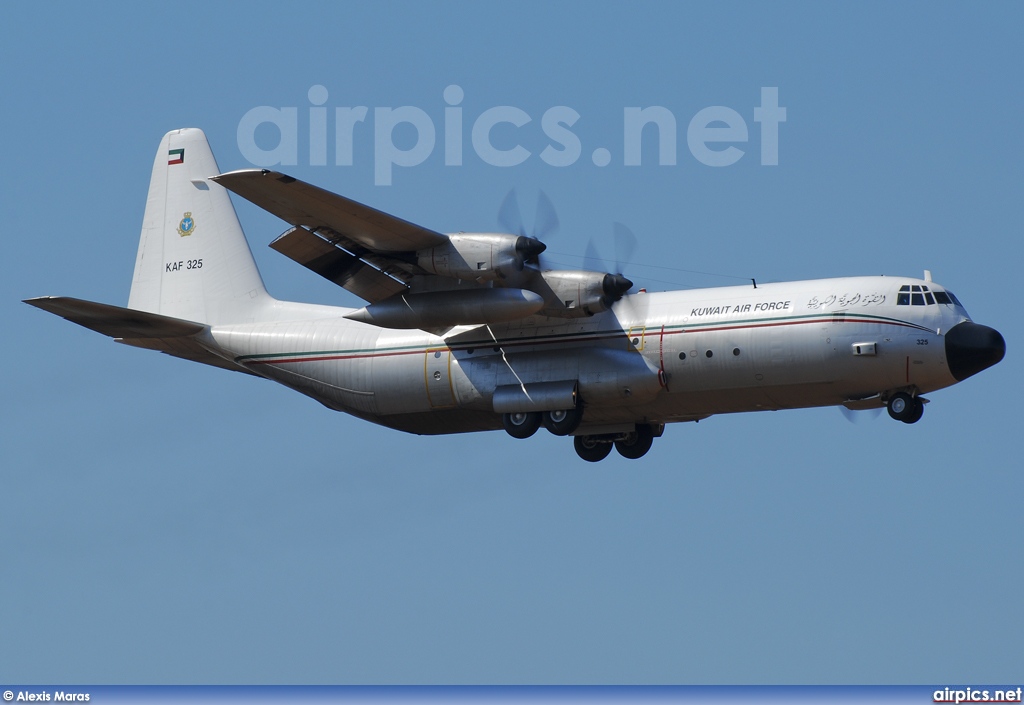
[614,424,655,459]
[543,404,584,436]
[574,435,612,462]
[903,398,924,424]
[887,392,924,424]
[503,411,542,439]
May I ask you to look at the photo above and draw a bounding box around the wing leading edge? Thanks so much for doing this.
[211,169,447,252]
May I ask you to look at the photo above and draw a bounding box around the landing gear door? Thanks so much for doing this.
[425,349,456,408]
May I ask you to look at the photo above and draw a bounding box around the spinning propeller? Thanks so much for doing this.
[584,221,639,301]
[498,189,641,306]
[497,189,557,265]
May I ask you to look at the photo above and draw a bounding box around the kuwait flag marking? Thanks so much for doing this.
[168,148,184,165]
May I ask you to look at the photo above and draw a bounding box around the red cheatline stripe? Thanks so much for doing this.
[245,348,424,366]
[239,316,926,367]
[244,331,631,365]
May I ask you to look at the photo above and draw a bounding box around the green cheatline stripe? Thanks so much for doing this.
[233,312,929,365]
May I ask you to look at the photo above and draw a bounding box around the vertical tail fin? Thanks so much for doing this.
[128,128,270,325]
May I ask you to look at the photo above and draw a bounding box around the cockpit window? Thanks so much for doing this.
[897,284,948,306]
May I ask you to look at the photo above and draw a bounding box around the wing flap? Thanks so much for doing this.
[212,169,447,253]
[270,227,410,303]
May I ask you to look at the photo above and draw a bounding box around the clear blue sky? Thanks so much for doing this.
[1,1,1020,684]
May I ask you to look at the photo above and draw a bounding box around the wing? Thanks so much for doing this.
[24,296,254,375]
[212,169,446,252]
[212,169,449,303]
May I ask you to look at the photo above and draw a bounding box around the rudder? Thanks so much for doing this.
[128,128,270,325]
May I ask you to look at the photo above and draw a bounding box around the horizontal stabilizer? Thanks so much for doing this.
[24,296,255,376]
[24,296,206,338]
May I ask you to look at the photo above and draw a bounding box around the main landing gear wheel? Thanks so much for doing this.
[543,404,584,436]
[615,424,655,459]
[503,411,542,439]
[887,392,924,424]
[574,436,613,462]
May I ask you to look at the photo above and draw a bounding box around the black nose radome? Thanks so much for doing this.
[945,321,1005,382]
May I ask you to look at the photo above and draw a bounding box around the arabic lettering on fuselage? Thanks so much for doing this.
[806,292,886,310]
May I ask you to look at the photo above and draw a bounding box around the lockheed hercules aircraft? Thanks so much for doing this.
[26,129,1005,461]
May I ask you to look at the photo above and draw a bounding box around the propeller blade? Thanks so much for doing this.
[612,222,638,275]
[498,189,525,237]
[533,190,560,241]
[584,221,638,297]
[583,240,605,272]
[839,406,883,423]
[585,239,633,302]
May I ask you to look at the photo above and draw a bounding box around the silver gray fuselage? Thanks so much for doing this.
[205,275,968,436]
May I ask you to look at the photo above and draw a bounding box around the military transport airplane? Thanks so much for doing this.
[25,128,1006,461]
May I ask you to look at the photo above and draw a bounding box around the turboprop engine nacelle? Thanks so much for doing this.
[344,288,545,330]
[538,270,634,317]
[416,233,546,282]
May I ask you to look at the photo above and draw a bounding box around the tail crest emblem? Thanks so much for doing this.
[177,212,195,237]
